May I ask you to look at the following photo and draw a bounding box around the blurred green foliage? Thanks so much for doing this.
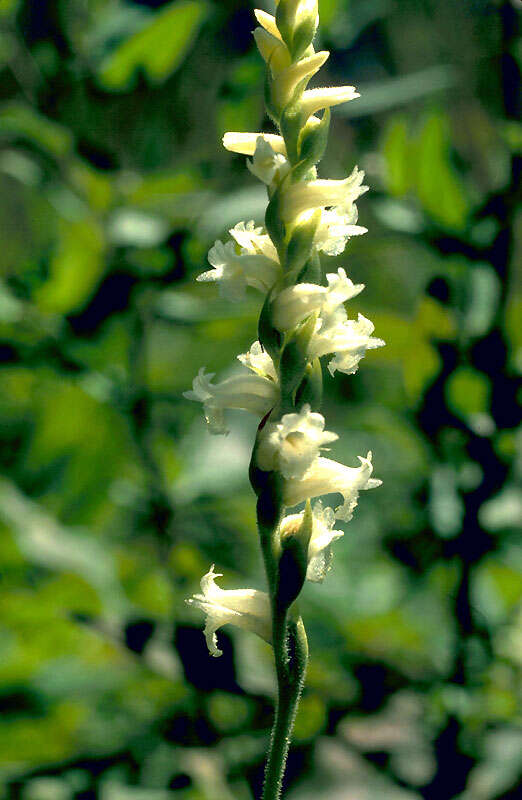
[0,1,521,799]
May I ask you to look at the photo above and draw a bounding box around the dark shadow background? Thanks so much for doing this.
[0,1,520,798]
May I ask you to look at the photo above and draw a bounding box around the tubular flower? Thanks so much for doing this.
[280,500,344,582]
[282,451,382,521]
[183,365,278,435]
[197,237,280,300]
[186,565,272,657]
[309,309,385,376]
[315,204,367,256]
[256,404,338,479]
[281,166,368,221]
[247,137,290,186]
[271,267,363,331]
[223,131,287,157]
[300,85,359,119]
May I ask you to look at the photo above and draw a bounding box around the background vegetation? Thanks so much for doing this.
[0,1,520,798]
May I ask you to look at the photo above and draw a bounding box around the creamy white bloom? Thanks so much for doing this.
[323,268,365,313]
[300,85,359,119]
[271,268,363,331]
[283,451,382,521]
[237,340,278,381]
[184,366,277,434]
[223,131,287,157]
[256,404,338,479]
[309,309,385,376]
[280,500,344,582]
[229,220,280,262]
[186,565,271,657]
[271,282,325,331]
[247,137,290,186]
[315,205,367,256]
[197,238,279,300]
[281,166,368,221]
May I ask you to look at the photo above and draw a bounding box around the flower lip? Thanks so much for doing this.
[256,404,338,479]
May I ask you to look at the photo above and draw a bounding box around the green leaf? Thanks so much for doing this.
[416,112,469,230]
[0,103,73,157]
[35,217,105,314]
[98,1,207,90]
[383,117,411,196]
[446,367,490,418]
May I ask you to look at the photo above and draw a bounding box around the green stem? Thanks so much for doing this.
[262,612,308,800]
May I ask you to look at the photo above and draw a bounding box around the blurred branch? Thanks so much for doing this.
[339,66,458,118]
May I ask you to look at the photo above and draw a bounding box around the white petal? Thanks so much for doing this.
[257,405,338,479]
[237,341,278,381]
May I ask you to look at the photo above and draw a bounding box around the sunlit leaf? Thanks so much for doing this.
[35,217,105,314]
[98,1,207,90]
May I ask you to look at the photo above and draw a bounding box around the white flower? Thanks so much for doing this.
[270,268,363,331]
[247,137,290,186]
[237,340,278,381]
[223,131,287,157]
[281,166,368,221]
[256,404,338,479]
[186,565,271,657]
[280,500,344,583]
[184,366,278,434]
[197,237,279,300]
[315,205,367,256]
[229,220,280,263]
[283,451,382,521]
[271,282,325,331]
[309,308,385,376]
[300,85,360,119]
[322,268,365,313]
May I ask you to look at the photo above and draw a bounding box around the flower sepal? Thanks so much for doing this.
[284,208,322,282]
[276,499,314,609]
[279,312,318,399]
[295,357,323,410]
[294,108,330,179]
[258,288,283,364]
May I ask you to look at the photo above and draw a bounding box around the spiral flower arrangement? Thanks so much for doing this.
[185,2,384,796]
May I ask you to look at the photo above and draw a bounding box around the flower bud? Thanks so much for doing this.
[253,27,291,74]
[254,9,282,41]
[272,51,329,111]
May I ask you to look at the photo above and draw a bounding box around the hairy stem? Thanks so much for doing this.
[263,611,308,800]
